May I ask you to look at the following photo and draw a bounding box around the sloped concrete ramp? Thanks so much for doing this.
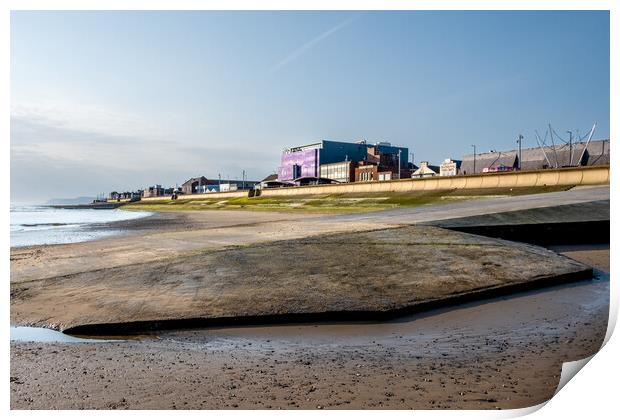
[10,226,591,334]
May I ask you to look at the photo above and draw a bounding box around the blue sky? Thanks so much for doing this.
[10,11,609,202]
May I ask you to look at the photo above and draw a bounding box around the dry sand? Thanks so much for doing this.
[10,210,398,284]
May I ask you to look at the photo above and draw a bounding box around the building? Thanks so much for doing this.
[520,139,609,170]
[109,191,142,201]
[355,164,378,182]
[257,174,293,189]
[143,185,166,198]
[181,176,258,195]
[278,139,409,182]
[461,151,517,175]
[181,177,209,195]
[412,161,439,178]
[583,139,610,166]
[439,159,462,177]
[108,191,142,201]
[258,174,278,189]
[319,161,356,183]
[460,139,610,174]
[354,164,399,182]
[219,183,238,192]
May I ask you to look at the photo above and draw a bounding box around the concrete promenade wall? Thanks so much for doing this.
[140,166,609,202]
[258,166,609,197]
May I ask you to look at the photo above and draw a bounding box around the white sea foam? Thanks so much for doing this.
[10,205,152,247]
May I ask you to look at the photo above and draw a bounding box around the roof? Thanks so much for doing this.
[182,177,259,186]
[262,180,295,187]
[440,159,462,168]
[461,139,609,173]
[260,174,279,183]
[582,139,610,166]
[412,162,439,176]
[182,176,209,186]
[285,139,407,153]
[461,151,517,174]
[294,176,340,184]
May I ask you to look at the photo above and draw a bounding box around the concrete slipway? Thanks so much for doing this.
[12,225,591,334]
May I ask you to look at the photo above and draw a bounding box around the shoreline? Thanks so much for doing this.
[10,207,155,250]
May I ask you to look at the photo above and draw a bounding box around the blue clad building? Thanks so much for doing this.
[278,139,409,182]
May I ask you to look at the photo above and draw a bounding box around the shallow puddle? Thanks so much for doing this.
[11,326,113,343]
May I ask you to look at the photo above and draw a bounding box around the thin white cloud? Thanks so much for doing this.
[11,100,173,142]
[269,14,361,73]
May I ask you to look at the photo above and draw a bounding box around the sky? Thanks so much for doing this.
[10,10,610,203]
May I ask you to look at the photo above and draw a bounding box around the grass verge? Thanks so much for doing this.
[122,185,575,214]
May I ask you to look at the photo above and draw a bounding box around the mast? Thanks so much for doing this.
[576,123,597,166]
[535,130,552,168]
[548,123,559,168]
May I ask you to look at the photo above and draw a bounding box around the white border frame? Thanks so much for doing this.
[2,2,616,420]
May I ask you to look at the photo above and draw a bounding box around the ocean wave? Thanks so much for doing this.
[10,206,151,247]
[20,222,72,227]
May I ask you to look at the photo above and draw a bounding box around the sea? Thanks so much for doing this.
[10,205,152,248]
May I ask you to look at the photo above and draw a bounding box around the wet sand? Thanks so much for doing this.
[10,246,609,410]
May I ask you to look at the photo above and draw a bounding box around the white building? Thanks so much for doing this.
[412,161,439,178]
[219,183,238,192]
[439,158,462,177]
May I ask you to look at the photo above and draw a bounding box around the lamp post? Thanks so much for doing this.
[471,144,477,174]
[567,130,573,166]
[517,135,523,170]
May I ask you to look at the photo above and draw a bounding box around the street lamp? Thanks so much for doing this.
[517,135,523,170]
[471,144,477,174]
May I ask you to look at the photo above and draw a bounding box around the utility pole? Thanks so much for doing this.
[517,135,523,170]
[567,130,573,166]
[471,144,477,174]
[398,149,401,179]
[242,170,245,190]
[218,173,221,189]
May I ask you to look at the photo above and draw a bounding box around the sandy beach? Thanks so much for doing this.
[9,188,610,410]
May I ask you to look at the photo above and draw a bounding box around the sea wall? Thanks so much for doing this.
[259,166,609,197]
[140,166,609,202]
